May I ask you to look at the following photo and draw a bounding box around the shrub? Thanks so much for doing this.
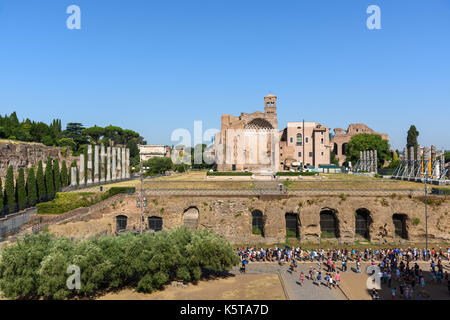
[0,228,239,299]
[275,172,316,176]
[207,172,252,176]
[412,218,420,226]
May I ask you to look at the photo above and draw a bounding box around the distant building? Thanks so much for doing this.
[331,124,389,166]
[279,121,331,170]
[214,94,279,173]
[139,145,171,162]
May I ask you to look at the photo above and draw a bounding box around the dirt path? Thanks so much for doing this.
[97,274,286,300]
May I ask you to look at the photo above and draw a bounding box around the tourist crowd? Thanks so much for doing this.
[237,246,450,299]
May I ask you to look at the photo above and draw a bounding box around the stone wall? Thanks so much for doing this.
[0,140,76,178]
[49,193,450,244]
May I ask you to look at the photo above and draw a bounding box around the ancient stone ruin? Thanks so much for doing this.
[70,145,130,187]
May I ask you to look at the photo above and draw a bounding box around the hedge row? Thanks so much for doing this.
[36,187,136,214]
[0,228,240,300]
[207,172,253,176]
[275,172,317,176]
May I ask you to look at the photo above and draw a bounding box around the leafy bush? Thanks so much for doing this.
[36,187,135,214]
[0,228,239,299]
[207,172,252,176]
[276,172,316,176]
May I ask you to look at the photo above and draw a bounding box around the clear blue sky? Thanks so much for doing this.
[0,0,449,150]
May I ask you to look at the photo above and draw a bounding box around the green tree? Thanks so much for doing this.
[60,160,68,187]
[44,158,54,201]
[5,166,16,214]
[53,158,61,192]
[36,161,46,203]
[26,167,37,207]
[345,133,391,167]
[82,126,105,144]
[16,168,27,211]
[406,125,420,159]
[0,178,4,215]
[146,157,173,175]
[330,151,339,165]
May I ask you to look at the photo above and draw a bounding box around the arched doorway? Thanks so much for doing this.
[148,216,163,232]
[355,208,372,240]
[251,210,264,236]
[320,208,339,238]
[342,143,348,155]
[393,214,408,239]
[116,215,128,232]
[184,207,199,230]
[285,213,299,238]
[333,143,339,155]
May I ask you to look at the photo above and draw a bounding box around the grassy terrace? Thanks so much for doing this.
[64,171,448,192]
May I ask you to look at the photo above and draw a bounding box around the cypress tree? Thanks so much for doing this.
[26,167,37,207]
[36,161,46,203]
[53,158,61,192]
[16,168,27,211]
[61,160,68,187]
[5,165,16,214]
[0,178,4,216]
[44,157,54,201]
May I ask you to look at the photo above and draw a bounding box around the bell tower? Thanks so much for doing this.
[264,94,277,114]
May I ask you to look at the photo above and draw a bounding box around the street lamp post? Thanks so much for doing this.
[136,161,147,234]
[424,175,429,257]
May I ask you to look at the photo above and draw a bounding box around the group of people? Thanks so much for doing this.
[237,245,450,300]
[236,246,450,264]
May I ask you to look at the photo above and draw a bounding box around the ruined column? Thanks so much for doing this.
[122,147,126,179]
[374,150,378,174]
[359,151,363,171]
[79,154,85,185]
[87,145,93,184]
[94,145,100,183]
[111,147,117,181]
[117,147,122,180]
[106,146,111,181]
[125,148,130,178]
[440,148,445,179]
[370,150,374,172]
[71,167,77,186]
[100,144,106,183]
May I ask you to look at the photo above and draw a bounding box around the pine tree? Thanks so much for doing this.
[61,160,68,187]
[26,167,37,207]
[44,157,54,201]
[36,161,46,203]
[16,168,27,211]
[53,158,61,192]
[5,166,16,214]
[0,178,4,216]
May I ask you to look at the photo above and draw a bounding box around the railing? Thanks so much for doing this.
[141,188,424,197]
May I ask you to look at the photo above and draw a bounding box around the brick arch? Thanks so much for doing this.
[319,207,339,238]
[355,208,372,240]
[183,206,199,230]
[251,209,264,237]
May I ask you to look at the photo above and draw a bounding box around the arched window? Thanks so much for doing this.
[184,207,199,230]
[333,143,339,155]
[355,208,371,240]
[393,214,408,239]
[285,213,299,238]
[116,215,128,232]
[251,210,264,236]
[296,133,302,146]
[320,209,339,238]
[148,216,163,232]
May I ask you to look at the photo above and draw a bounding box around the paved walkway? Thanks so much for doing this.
[231,263,346,300]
